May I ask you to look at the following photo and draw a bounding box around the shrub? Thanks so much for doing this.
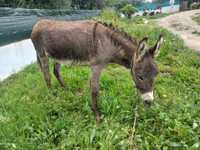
[191,2,200,10]
[120,4,138,19]
[115,0,129,10]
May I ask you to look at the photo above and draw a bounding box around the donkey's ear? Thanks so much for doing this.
[137,37,148,57]
[150,34,164,57]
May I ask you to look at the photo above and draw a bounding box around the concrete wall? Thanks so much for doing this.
[0,39,36,80]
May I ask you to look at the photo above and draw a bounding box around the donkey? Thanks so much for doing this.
[31,19,164,122]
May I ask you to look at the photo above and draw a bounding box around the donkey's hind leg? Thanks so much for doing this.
[53,62,65,87]
[37,55,51,88]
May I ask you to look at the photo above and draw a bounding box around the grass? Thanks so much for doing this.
[0,10,200,149]
[192,14,200,25]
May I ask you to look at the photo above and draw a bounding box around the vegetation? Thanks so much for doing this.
[192,15,200,25]
[0,0,72,9]
[0,10,200,149]
[120,4,138,18]
[191,2,200,10]
[0,0,145,9]
[0,0,105,9]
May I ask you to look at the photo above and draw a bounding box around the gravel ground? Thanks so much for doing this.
[158,10,200,52]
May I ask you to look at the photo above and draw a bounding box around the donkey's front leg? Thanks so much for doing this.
[91,65,104,123]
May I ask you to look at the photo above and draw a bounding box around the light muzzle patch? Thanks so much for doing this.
[141,91,154,101]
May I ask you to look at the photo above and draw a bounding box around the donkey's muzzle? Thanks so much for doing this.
[141,91,154,106]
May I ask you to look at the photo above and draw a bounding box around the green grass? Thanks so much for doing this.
[0,10,200,150]
[192,14,200,25]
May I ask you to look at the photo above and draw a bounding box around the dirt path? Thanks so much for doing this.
[158,10,200,52]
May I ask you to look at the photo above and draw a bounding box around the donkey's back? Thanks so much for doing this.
[31,19,99,88]
[31,19,96,61]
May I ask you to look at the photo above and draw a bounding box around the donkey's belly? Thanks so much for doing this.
[43,28,92,61]
[55,59,90,66]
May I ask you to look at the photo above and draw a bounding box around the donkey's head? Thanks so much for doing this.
[131,35,164,105]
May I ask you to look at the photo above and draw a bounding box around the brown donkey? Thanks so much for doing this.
[31,19,164,122]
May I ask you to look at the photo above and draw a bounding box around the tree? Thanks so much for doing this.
[96,0,104,9]
[1,0,72,9]
[105,0,118,6]
[120,4,137,18]
[0,0,109,9]
[71,0,106,9]
[49,0,71,9]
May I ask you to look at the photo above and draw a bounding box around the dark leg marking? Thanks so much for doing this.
[54,62,65,87]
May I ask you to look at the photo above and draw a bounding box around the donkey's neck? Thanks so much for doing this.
[111,31,137,54]
[108,30,138,68]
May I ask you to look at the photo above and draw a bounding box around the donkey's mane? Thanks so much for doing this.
[95,21,137,45]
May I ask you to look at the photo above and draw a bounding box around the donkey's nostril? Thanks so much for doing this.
[144,100,152,106]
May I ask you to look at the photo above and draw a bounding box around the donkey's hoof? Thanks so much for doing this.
[47,84,52,89]
[61,85,67,89]
[96,114,103,124]
[60,83,66,88]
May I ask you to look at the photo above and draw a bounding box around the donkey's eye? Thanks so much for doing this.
[138,76,144,81]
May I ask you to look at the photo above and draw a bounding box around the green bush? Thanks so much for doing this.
[105,0,118,7]
[120,4,138,19]
[191,2,200,10]
[192,15,200,25]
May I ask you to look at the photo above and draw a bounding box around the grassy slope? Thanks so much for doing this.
[0,11,200,150]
